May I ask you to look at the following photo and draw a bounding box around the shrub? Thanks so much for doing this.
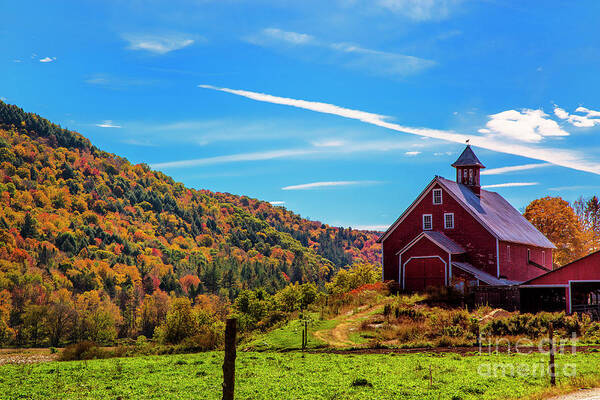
[424,286,464,307]
[59,341,109,361]
[351,378,373,387]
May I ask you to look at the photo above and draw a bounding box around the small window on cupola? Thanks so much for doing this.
[433,189,442,205]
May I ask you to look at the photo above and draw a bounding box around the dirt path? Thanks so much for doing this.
[548,389,600,400]
[313,301,391,347]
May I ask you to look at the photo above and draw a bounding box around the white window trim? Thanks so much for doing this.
[542,251,545,265]
[432,189,443,205]
[422,214,433,231]
[444,213,454,229]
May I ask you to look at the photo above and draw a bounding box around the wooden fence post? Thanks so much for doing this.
[304,321,308,349]
[429,364,433,388]
[549,323,556,386]
[222,318,237,400]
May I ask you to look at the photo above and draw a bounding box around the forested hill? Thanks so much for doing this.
[0,101,380,307]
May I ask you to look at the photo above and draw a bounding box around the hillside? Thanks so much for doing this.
[0,100,380,342]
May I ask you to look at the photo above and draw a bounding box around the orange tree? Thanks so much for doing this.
[524,196,588,267]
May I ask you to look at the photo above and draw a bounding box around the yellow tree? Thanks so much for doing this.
[524,196,588,267]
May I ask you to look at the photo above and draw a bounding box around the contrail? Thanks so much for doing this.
[199,84,600,175]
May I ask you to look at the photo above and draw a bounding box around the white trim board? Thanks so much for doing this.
[402,255,448,290]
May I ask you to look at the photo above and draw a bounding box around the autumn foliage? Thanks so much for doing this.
[524,196,588,267]
[0,100,381,347]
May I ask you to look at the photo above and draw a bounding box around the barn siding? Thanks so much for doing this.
[498,242,552,281]
[525,251,600,285]
[401,236,451,285]
[383,182,497,282]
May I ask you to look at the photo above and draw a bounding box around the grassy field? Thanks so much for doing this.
[1,351,600,399]
[242,313,338,350]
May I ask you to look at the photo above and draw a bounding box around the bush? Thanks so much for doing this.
[351,378,373,387]
[424,286,464,307]
[59,341,109,361]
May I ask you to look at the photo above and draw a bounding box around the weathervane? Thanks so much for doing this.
[466,139,470,145]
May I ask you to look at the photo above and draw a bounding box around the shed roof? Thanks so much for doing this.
[452,262,519,286]
[451,145,486,168]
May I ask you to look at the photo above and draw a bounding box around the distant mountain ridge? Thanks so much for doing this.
[0,100,381,309]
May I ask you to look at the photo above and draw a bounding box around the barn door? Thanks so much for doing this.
[404,257,446,292]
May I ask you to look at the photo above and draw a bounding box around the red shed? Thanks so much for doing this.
[378,145,556,292]
[520,251,600,316]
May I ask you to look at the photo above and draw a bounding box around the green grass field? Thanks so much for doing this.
[243,313,338,350]
[1,351,599,399]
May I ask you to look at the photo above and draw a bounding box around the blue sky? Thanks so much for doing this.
[2,0,600,230]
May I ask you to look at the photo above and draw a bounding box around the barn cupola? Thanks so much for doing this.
[451,144,486,196]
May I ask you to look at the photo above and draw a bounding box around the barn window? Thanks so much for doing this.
[422,214,432,230]
[469,169,474,184]
[527,249,531,262]
[542,251,545,265]
[444,213,454,229]
[432,189,442,205]
[507,245,511,263]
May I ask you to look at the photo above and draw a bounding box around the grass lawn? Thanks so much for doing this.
[243,313,338,350]
[1,351,599,399]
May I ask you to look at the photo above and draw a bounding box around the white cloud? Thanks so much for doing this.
[349,224,389,231]
[152,148,316,169]
[122,139,157,147]
[246,28,434,78]
[549,185,600,191]
[554,105,600,128]
[481,109,569,143]
[96,120,121,128]
[282,181,381,190]
[269,201,286,206]
[123,33,196,54]
[85,74,154,89]
[258,28,314,45]
[433,151,453,156]
[482,182,539,189]
[577,107,600,118]
[481,163,552,176]
[376,0,464,21]
[150,137,423,169]
[405,151,421,156]
[39,57,56,63]
[311,139,345,147]
[198,85,600,175]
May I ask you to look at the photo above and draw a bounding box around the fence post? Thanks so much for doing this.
[304,321,308,349]
[549,322,556,386]
[222,318,237,400]
[429,364,433,388]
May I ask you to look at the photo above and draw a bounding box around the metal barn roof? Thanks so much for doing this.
[452,262,519,286]
[451,145,486,168]
[437,177,556,249]
[422,231,466,254]
[396,231,466,256]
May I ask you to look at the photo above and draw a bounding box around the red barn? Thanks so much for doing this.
[520,251,600,316]
[377,145,556,291]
